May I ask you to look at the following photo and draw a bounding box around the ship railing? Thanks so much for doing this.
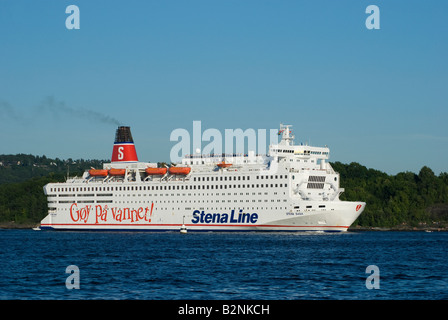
[289,168,334,174]
[185,153,267,159]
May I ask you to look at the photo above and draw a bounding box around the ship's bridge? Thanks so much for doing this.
[270,124,330,160]
[269,145,329,159]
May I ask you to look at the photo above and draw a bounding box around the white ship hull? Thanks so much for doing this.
[39,124,366,232]
[40,200,364,232]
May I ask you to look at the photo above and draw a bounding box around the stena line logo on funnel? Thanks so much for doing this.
[191,209,258,224]
[111,126,138,162]
[112,144,138,162]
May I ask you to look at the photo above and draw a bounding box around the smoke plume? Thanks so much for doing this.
[1,96,122,127]
[38,96,122,126]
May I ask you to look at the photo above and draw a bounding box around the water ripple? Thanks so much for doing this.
[0,230,447,299]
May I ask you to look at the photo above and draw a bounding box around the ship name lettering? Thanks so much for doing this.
[95,205,108,223]
[191,209,258,224]
[69,203,91,223]
[110,206,150,223]
[69,203,151,223]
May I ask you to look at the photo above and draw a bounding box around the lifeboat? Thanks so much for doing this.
[108,168,126,176]
[217,161,232,168]
[145,167,168,175]
[89,169,108,177]
[168,167,191,175]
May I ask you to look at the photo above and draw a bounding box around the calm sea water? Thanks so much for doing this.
[0,229,447,300]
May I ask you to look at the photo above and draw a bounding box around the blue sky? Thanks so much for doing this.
[1,0,447,175]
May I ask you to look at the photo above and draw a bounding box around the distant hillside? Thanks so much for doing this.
[332,162,448,229]
[0,154,447,229]
[0,154,106,184]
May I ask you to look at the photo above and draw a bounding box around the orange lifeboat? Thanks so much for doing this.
[168,167,191,175]
[217,161,232,168]
[89,169,108,177]
[145,167,168,175]
[108,168,126,176]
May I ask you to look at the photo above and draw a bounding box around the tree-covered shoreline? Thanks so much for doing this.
[0,154,447,229]
[332,162,448,229]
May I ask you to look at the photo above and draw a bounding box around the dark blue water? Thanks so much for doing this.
[0,229,447,300]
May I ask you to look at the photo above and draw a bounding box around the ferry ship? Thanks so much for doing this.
[39,125,365,232]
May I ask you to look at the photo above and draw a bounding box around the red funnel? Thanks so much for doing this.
[111,126,138,162]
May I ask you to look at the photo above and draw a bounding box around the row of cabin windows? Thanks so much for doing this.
[50,175,290,193]
[193,174,287,182]
[50,183,288,193]
[65,199,289,204]
[294,205,327,209]
[55,206,289,211]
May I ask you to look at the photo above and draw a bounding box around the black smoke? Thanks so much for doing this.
[38,96,122,126]
[0,96,122,126]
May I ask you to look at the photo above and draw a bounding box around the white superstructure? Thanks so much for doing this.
[39,124,365,232]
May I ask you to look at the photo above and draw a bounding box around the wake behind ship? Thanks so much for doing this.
[39,125,365,232]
